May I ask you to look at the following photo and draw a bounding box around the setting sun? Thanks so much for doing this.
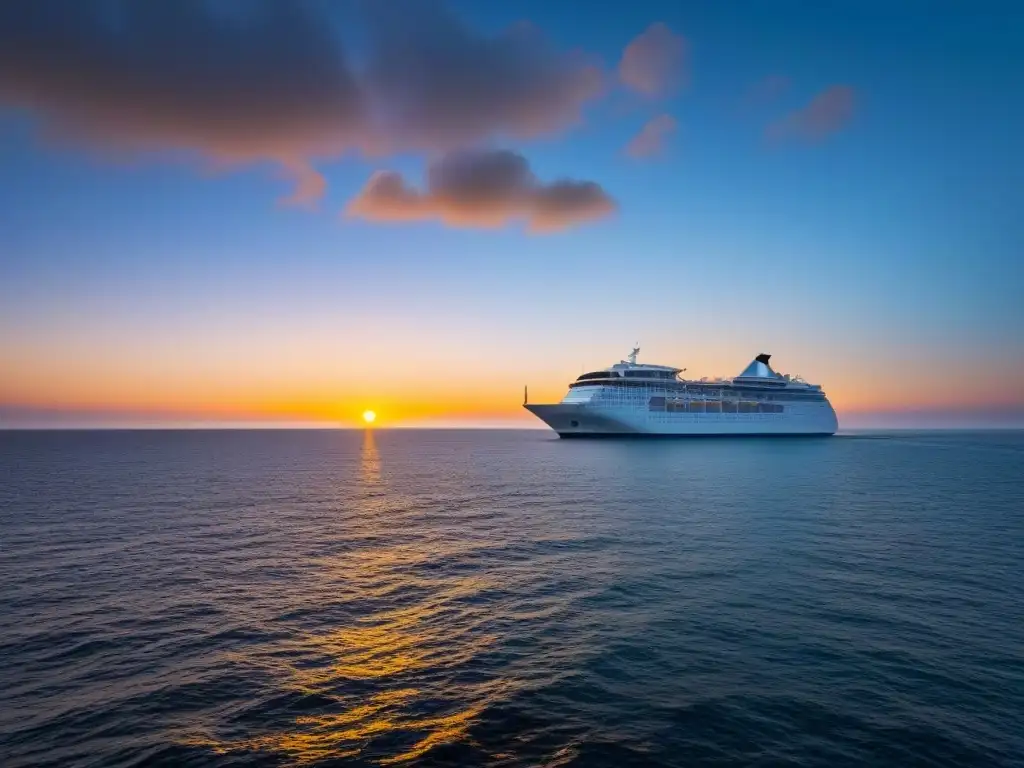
[362,410,376,425]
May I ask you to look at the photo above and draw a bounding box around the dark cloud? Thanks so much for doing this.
[361,3,603,149]
[0,0,604,201]
[0,0,366,202]
[618,23,687,97]
[345,149,616,232]
[767,85,856,142]
[625,114,677,158]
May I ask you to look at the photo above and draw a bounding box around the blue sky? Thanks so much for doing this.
[1,0,1022,427]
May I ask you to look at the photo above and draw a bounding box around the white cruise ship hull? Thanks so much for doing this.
[525,402,838,437]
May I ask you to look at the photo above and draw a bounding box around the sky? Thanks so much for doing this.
[1,0,1022,429]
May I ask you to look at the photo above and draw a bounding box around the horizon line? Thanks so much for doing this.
[3,425,1023,433]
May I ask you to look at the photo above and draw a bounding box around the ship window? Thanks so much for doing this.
[576,371,609,381]
[570,420,579,428]
[624,370,674,379]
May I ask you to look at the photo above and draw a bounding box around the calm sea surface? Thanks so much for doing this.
[1,430,1022,767]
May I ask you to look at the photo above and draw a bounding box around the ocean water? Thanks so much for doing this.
[1,430,1022,767]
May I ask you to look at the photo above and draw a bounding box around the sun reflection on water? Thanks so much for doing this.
[361,429,381,486]
[186,430,511,764]
[194,601,503,763]
[194,685,495,765]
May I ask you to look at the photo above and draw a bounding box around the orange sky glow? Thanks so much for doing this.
[3,339,1021,428]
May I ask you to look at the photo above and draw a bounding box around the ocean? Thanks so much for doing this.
[1,429,1022,767]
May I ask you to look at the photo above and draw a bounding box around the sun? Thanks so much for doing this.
[362,410,377,425]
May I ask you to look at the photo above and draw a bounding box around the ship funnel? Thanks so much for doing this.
[738,354,776,379]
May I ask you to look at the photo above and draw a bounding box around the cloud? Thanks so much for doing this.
[767,85,856,142]
[625,114,677,158]
[345,149,616,232]
[619,23,687,97]
[0,0,365,203]
[360,4,603,150]
[0,0,605,201]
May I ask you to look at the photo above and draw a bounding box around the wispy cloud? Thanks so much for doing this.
[767,85,856,142]
[618,23,688,97]
[625,114,678,158]
[345,149,616,233]
[0,0,604,202]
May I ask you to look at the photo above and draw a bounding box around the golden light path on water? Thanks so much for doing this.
[186,430,516,765]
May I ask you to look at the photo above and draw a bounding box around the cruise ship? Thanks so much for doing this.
[524,348,837,437]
